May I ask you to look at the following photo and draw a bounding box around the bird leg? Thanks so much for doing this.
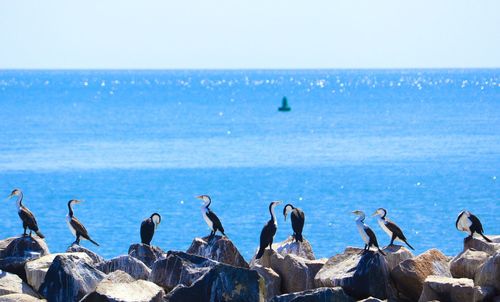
[75,235,81,245]
[23,225,27,236]
[390,234,396,246]
[29,230,32,237]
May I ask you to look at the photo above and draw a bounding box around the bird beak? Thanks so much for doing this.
[195,195,203,200]
[6,193,13,200]
[352,211,357,215]
[371,211,377,216]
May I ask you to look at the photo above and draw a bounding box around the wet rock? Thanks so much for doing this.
[24,252,92,291]
[128,243,165,268]
[165,263,264,302]
[0,237,49,281]
[38,254,106,302]
[66,244,105,265]
[476,252,500,291]
[81,270,165,302]
[251,264,281,301]
[0,294,44,302]
[186,235,249,268]
[149,251,217,291]
[0,271,39,297]
[381,245,414,271]
[98,255,151,280]
[391,248,451,301]
[418,275,494,302]
[450,249,489,280]
[463,235,500,256]
[314,248,391,300]
[270,287,354,302]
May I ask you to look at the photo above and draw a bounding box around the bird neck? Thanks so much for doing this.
[16,192,23,209]
[356,215,365,224]
[203,199,211,209]
[67,201,74,218]
[269,203,277,225]
[381,211,387,219]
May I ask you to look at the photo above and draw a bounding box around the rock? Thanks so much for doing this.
[0,237,50,281]
[250,237,316,266]
[450,249,490,280]
[463,235,500,255]
[418,275,494,302]
[186,235,249,268]
[270,287,354,302]
[314,248,391,300]
[0,294,45,302]
[165,263,264,302]
[272,253,326,293]
[251,264,281,301]
[391,248,451,301]
[0,238,17,257]
[66,244,105,265]
[128,243,165,268]
[381,245,414,271]
[357,298,383,302]
[98,255,151,280]
[38,254,106,302]
[149,251,217,291]
[81,270,165,302]
[476,252,500,291]
[24,252,92,292]
[0,272,39,297]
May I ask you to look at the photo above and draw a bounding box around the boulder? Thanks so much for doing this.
[24,252,92,291]
[450,249,490,280]
[186,235,249,268]
[38,254,106,302]
[418,275,494,302]
[149,251,217,291]
[0,238,17,257]
[270,253,326,293]
[81,270,165,302]
[251,264,281,301]
[128,244,165,268]
[0,294,44,302]
[476,252,500,291]
[391,248,451,301]
[314,248,391,300]
[98,255,151,280]
[381,245,414,271]
[0,272,39,297]
[270,287,354,302]
[250,237,316,266]
[357,298,383,302]
[66,244,105,265]
[165,263,264,302]
[463,235,500,255]
[0,237,49,281]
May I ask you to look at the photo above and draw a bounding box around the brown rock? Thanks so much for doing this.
[186,235,249,268]
[476,252,500,291]
[66,244,104,265]
[450,249,489,280]
[0,272,39,297]
[418,275,494,302]
[128,243,165,268]
[463,235,500,255]
[381,245,414,271]
[251,264,281,301]
[0,294,45,302]
[273,236,316,260]
[391,248,451,301]
[98,255,151,280]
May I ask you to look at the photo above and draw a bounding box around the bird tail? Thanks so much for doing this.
[88,238,100,246]
[35,230,45,239]
[295,233,303,242]
[256,247,265,259]
[481,233,492,243]
[403,239,415,250]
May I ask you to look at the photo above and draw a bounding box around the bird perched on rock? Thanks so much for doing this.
[141,213,161,245]
[256,200,282,259]
[372,208,414,250]
[456,210,492,242]
[353,210,385,255]
[7,189,44,238]
[283,203,305,242]
[66,199,99,246]
[197,195,226,239]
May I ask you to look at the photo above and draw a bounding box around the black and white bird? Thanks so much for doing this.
[456,210,492,242]
[196,195,226,239]
[353,210,385,255]
[283,203,305,242]
[372,208,414,250]
[256,200,282,259]
[141,213,161,245]
[7,189,44,238]
[66,199,99,246]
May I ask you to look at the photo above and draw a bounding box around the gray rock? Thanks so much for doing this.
[149,251,217,291]
[81,270,165,302]
[463,235,500,256]
[250,237,316,266]
[270,287,354,302]
[381,245,414,271]
[0,237,50,281]
[418,275,494,302]
[165,263,264,302]
[476,252,500,291]
[98,255,151,280]
[314,248,391,300]
[128,244,165,268]
[38,254,106,302]
[0,294,45,302]
[273,253,326,293]
[251,264,281,301]
[66,244,105,265]
[186,235,249,268]
[357,298,383,302]
[391,248,451,301]
[0,271,39,297]
[450,249,489,280]
[24,252,92,291]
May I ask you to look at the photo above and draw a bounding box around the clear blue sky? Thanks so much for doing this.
[1,0,499,69]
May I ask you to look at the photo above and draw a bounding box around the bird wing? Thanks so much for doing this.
[386,219,407,240]
[19,207,39,230]
[469,214,484,233]
[207,210,224,232]
[365,226,379,246]
[455,211,465,230]
[70,217,91,239]
[140,218,155,244]
[290,209,305,234]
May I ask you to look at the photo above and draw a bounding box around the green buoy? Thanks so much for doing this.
[278,96,291,112]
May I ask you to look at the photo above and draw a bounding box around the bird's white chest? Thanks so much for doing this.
[66,215,76,236]
[356,221,370,244]
[202,208,213,229]
[457,214,472,234]
[377,218,393,238]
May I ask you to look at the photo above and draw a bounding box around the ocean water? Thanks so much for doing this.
[0,69,498,260]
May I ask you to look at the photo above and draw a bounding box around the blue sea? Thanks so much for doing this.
[0,69,498,260]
